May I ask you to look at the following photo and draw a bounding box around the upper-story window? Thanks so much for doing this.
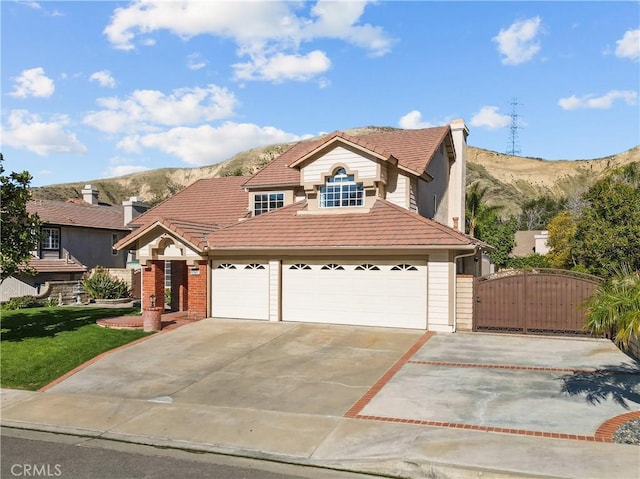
[254,192,284,216]
[41,227,60,250]
[319,168,364,208]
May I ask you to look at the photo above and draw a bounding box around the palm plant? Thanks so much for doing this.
[583,267,640,351]
[465,182,502,237]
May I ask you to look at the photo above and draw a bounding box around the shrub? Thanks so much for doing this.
[506,253,550,269]
[1,295,41,310]
[82,267,130,300]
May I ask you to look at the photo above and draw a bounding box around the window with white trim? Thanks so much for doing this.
[355,264,380,271]
[289,263,311,270]
[216,263,236,269]
[112,233,119,255]
[41,228,60,250]
[245,264,265,270]
[391,264,418,271]
[321,264,344,270]
[254,192,284,215]
[319,168,364,208]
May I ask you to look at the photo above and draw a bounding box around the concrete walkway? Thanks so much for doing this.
[2,319,639,478]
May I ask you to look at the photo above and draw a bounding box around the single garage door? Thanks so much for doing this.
[211,261,269,320]
[282,261,427,329]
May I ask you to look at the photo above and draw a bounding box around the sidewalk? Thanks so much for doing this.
[2,388,638,479]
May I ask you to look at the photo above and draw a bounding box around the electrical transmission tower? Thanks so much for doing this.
[506,98,522,156]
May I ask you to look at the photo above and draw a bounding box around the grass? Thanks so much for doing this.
[0,306,151,391]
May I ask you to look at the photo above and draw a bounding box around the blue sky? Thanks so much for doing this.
[1,1,639,187]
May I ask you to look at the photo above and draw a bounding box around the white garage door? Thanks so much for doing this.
[282,261,427,329]
[211,261,269,320]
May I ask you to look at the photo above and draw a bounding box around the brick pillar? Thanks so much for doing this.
[187,261,207,320]
[142,260,165,310]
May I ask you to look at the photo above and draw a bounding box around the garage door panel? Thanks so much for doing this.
[283,261,427,329]
[212,262,269,320]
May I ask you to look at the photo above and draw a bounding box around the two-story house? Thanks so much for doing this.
[0,186,147,302]
[117,120,488,331]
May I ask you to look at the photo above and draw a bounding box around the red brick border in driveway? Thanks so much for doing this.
[345,332,639,443]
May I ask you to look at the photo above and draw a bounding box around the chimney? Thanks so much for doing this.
[449,119,469,233]
[82,185,99,205]
[122,196,148,226]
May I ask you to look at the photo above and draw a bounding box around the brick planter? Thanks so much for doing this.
[142,307,163,332]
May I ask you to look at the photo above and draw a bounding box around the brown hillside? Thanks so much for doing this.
[30,128,639,214]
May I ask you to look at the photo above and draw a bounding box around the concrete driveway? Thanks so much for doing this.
[353,332,640,437]
[47,319,423,416]
[48,319,640,438]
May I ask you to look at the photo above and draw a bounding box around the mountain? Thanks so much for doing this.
[30,127,639,216]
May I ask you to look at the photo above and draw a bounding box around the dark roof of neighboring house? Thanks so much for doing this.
[28,258,87,273]
[128,176,251,231]
[27,199,128,231]
[243,126,451,188]
[206,199,482,250]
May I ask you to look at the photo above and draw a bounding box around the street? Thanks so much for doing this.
[1,428,377,479]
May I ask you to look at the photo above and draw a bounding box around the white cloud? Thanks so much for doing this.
[118,122,303,166]
[90,70,116,88]
[10,67,55,98]
[470,106,511,129]
[233,50,331,82]
[106,165,150,177]
[493,17,543,65]
[187,53,207,70]
[103,1,392,82]
[398,110,437,129]
[83,84,237,134]
[615,29,640,61]
[1,110,87,156]
[558,90,638,110]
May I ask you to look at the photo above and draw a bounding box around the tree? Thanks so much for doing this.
[570,163,640,277]
[0,154,41,282]
[546,211,577,269]
[476,211,518,269]
[517,196,566,230]
[465,182,501,238]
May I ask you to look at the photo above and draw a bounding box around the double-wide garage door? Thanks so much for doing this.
[211,260,427,329]
[282,261,427,329]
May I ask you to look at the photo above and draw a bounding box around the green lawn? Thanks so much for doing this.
[0,306,151,390]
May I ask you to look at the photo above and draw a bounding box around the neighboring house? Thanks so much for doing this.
[0,185,147,302]
[512,230,550,257]
[117,120,489,331]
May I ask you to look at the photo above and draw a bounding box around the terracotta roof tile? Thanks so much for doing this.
[27,200,128,231]
[158,218,220,250]
[243,126,451,188]
[129,176,250,230]
[206,199,480,250]
[117,176,249,250]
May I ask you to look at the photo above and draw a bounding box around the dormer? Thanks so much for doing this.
[289,136,392,213]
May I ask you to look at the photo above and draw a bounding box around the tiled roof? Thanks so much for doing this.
[206,199,480,250]
[128,176,251,230]
[27,199,128,231]
[157,218,220,250]
[243,126,451,188]
[29,258,87,273]
[116,176,250,249]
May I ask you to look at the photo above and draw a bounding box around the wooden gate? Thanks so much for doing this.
[473,269,603,335]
